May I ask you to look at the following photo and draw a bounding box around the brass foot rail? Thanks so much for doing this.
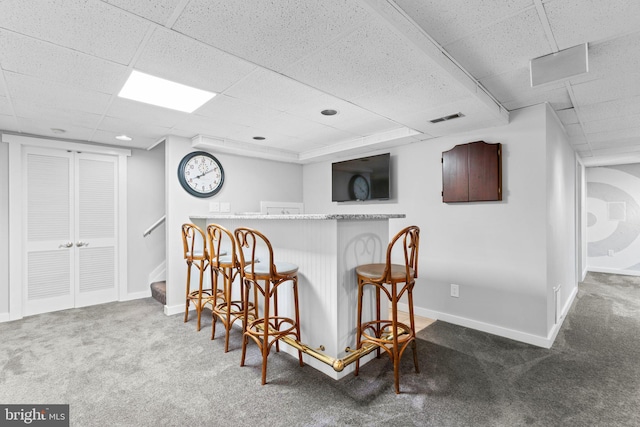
[276,329,409,372]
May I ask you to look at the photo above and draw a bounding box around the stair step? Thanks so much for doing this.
[150,281,166,305]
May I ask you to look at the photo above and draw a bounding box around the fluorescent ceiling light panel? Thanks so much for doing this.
[118,70,215,113]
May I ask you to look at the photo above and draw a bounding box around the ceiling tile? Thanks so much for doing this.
[4,72,111,115]
[444,8,550,80]
[394,0,534,45]
[284,20,438,100]
[544,0,640,49]
[106,97,190,128]
[91,128,157,149]
[0,29,128,94]
[588,136,640,149]
[285,94,400,137]
[563,123,584,137]
[195,94,281,128]
[480,66,564,103]
[582,113,640,135]
[0,114,18,132]
[571,75,640,106]
[353,68,470,119]
[172,114,252,141]
[587,127,640,143]
[12,103,102,130]
[172,0,369,70]
[16,116,95,141]
[577,96,640,123]
[556,108,579,125]
[97,115,172,142]
[101,0,185,25]
[502,86,572,111]
[135,27,257,94]
[0,0,150,64]
[0,95,12,116]
[223,69,325,112]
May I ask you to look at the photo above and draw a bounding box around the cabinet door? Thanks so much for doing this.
[442,144,469,202]
[24,148,75,315]
[468,142,501,202]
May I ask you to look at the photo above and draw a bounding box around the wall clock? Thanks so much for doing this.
[177,151,224,198]
[348,174,370,200]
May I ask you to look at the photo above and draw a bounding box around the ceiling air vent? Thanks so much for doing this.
[430,112,464,124]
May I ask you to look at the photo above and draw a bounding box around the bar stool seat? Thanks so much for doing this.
[354,225,421,394]
[235,227,304,385]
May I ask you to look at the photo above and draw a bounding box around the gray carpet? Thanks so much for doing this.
[1,272,639,426]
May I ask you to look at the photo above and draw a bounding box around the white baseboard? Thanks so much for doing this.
[120,289,151,301]
[164,303,189,316]
[587,267,640,277]
[399,286,578,349]
[0,312,11,323]
[545,284,578,346]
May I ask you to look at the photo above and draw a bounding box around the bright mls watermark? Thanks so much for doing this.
[1,405,69,426]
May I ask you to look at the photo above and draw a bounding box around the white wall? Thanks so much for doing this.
[0,141,8,317]
[304,104,577,345]
[126,145,166,297]
[164,135,303,310]
[545,105,578,334]
[586,163,640,275]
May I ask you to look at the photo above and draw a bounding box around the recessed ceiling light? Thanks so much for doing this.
[115,134,132,141]
[118,70,216,113]
[50,128,66,134]
[253,136,266,140]
[321,109,339,116]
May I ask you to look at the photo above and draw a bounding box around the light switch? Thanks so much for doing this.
[209,202,220,212]
[220,202,230,212]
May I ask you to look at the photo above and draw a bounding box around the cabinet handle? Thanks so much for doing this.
[59,242,73,248]
[76,241,88,247]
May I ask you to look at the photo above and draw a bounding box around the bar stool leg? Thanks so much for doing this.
[261,280,271,385]
[240,281,250,368]
[196,260,205,331]
[223,268,232,352]
[292,277,303,367]
[273,281,280,353]
[408,288,419,373]
[375,285,381,359]
[355,276,364,376]
[391,283,400,394]
[184,261,192,323]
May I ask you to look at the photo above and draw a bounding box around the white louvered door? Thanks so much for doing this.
[24,148,75,315]
[74,153,118,307]
[24,147,118,315]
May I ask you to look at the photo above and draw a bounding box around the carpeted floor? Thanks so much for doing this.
[1,272,638,426]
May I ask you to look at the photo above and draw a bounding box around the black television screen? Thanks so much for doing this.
[331,153,390,202]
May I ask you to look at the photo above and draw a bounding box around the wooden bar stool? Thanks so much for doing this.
[181,223,222,331]
[354,225,420,394]
[207,223,257,352]
[234,227,304,385]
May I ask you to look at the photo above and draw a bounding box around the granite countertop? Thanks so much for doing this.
[190,213,406,220]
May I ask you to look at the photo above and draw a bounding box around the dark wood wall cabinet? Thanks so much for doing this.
[442,141,502,203]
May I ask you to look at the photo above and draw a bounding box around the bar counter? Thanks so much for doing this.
[190,213,405,379]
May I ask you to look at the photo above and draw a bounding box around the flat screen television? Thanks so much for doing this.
[331,153,390,202]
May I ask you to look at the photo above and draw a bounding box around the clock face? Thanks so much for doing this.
[349,174,369,200]
[178,151,224,198]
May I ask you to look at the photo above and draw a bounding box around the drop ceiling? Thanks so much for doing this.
[0,0,638,165]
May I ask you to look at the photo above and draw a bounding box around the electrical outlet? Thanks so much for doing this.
[220,202,230,213]
[209,202,220,212]
[608,249,614,257]
[450,284,459,298]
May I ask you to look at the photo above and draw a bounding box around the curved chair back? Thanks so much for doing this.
[182,223,208,262]
[383,225,420,283]
[206,223,236,268]
[234,227,275,279]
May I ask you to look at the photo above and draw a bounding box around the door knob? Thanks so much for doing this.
[59,242,73,248]
[76,241,88,247]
